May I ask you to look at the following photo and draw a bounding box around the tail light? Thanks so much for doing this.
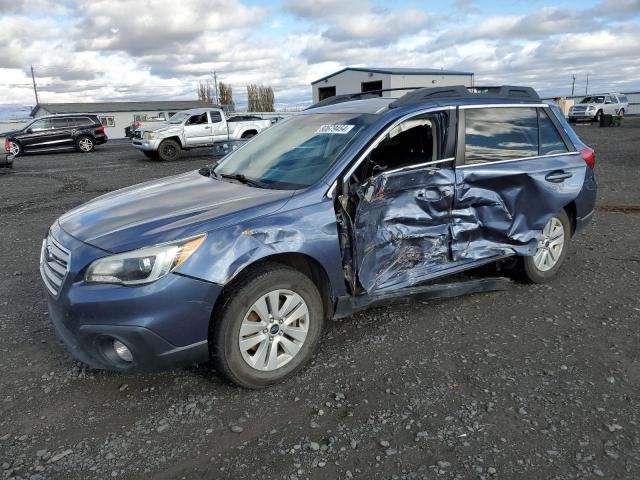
[580,146,595,169]
[135,121,141,129]
[4,138,10,153]
[95,124,105,133]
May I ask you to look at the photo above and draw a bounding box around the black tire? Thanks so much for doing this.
[75,135,95,153]
[594,110,603,123]
[241,131,257,139]
[568,118,577,124]
[210,263,325,389]
[157,139,180,161]
[618,109,625,117]
[521,209,571,283]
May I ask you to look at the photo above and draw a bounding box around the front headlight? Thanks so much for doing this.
[142,131,155,140]
[85,235,206,285]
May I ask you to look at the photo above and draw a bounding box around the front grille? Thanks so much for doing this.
[40,233,70,296]
[572,106,587,112]
[134,131,142,139]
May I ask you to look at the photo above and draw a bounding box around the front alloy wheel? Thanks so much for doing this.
[239,289,309,371]
[522,210,571,283]
[210,263,324,389]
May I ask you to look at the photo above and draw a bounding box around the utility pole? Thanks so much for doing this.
[585,73,589,95]
[213,71,219,105]
[30,64,40,105]
[571,75,576,96]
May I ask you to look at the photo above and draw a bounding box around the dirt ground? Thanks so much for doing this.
[1,121,639,480]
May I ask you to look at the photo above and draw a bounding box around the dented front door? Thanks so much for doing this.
[353,165,455,293]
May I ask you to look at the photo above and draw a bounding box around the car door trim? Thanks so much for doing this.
[457,151,581,169]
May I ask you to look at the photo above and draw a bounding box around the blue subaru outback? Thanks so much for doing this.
[40,86,596,388]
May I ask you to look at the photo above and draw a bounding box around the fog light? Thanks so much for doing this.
[113,340,133,363]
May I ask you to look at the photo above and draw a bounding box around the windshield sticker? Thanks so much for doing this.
[315,124,355,135]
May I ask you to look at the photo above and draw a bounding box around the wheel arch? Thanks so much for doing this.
[210,252,335,330]
[160,136,183,148]
[241,129,258,138]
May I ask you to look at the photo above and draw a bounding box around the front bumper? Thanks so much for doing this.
[569,110,597,119]
[132,138,161,151]
[42,224,222,372]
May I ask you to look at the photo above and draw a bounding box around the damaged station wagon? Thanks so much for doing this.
[41,86,597,388]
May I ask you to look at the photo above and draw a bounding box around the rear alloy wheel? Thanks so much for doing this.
[76,136,95,153]
[211,264,324,389]
[157,139,180,161]
[522,210,571,283]
[8,141,21,156]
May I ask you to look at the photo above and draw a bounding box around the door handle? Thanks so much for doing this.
[545,171,572,183]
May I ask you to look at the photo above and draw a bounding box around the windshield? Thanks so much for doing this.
[167,112,189,124]
[214,113,376,189]
[581,96,604,104]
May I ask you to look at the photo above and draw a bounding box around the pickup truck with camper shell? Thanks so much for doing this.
[132,107,273,161]
[41,85,597,388]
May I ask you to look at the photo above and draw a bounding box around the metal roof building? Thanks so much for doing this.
[311,67,475,103]
[30,101,211,138]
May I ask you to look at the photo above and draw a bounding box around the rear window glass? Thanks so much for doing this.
[70,117,94,127]
[464,108,538,164]
[539,110,569,155]
[52,118,70,128]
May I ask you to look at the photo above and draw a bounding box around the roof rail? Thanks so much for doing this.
[389,85,541,108]
[306,87,424,110]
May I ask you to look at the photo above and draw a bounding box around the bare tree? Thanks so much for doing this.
[219,82,235,110]
[197,81,214,104]
[247,84,275,112]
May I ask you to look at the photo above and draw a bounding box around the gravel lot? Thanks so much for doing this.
[1,122,639,480]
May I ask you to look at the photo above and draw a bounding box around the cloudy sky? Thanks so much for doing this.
[0,0,639,109]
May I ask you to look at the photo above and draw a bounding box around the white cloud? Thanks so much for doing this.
[0,0,638,107]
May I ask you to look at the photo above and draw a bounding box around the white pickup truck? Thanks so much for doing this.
[132,107,273,160]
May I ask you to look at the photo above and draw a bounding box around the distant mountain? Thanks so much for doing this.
[0,104,33,121]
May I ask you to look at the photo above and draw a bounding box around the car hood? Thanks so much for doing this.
[58,170,295,253]
[138,123,180,134]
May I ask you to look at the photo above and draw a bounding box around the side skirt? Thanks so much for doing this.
[333,276,514,319]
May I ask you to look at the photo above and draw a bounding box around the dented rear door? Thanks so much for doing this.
[450,105,585,261]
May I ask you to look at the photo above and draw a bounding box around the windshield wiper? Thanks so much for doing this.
[220,173,269,189]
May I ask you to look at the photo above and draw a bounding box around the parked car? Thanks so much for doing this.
[4,114,108,156]
[41,85,596,388]
[1,136,14,168]
[131,108,273,161]
[568,93,629,122]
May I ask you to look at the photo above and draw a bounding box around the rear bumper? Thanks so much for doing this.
[0,153,13,167]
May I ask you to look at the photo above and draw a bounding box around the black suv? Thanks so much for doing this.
[5,114,108,156]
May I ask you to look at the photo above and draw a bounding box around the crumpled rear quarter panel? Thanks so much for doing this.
[451,154,586,260]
